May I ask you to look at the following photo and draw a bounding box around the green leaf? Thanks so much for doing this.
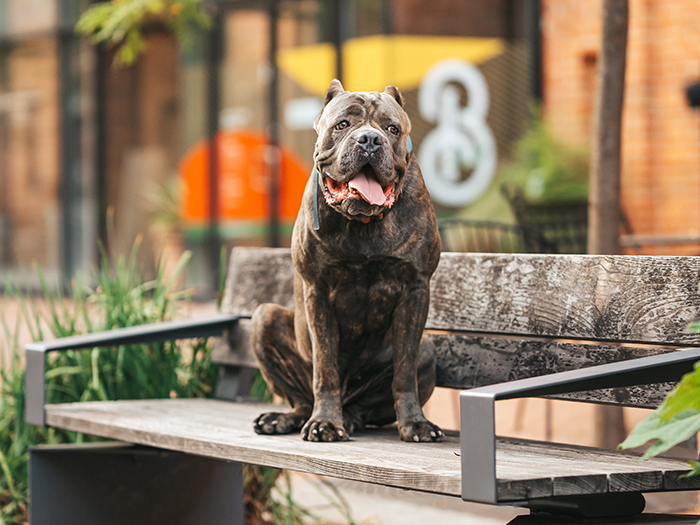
[76,0,211,66]
[657,361,700,422]
[620,408,700,459]
[619,410,663,450]
[682,460,700,479]
[45,366,84,380]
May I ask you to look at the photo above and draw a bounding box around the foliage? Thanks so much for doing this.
[508,105,589,204]
[620,285,700,477]
[0,246,213,524]
[459,105,589,223]
[76,0,211,66]
[145,177,183,231]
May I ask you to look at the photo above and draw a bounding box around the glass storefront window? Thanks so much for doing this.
[0,38,62,283]
[0,0,95,287]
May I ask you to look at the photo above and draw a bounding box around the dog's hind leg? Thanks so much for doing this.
[251,304,313,434]
[342,335,437,432]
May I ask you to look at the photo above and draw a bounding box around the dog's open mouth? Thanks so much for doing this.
[324,165,396,208]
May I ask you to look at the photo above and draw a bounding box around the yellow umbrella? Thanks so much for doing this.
[278,35,504,96]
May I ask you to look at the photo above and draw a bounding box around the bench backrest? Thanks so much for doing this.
[214,247,700,408]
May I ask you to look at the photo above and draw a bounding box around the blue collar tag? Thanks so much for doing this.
[311,135,412,232]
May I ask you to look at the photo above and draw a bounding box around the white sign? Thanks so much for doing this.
[418,59,496,207]
[284,97,324,130]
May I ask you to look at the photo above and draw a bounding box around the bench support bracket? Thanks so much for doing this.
[30,442,245,525]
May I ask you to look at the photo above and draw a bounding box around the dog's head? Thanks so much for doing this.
[313,80,412,221]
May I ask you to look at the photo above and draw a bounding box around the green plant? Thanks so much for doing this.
[0,246,212,524]
[76,0,211,66]
[620,284,700,476]
[145,177,182,232]
[459,105,589,223]
[508,106,589,204]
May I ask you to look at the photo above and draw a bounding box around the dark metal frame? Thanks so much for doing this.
[459,346,700,505]
[25,314,239,427]
[30,442,245,525]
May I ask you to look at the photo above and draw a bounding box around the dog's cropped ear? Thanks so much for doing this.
[384,85,404,107]
[314,79,345,132]
[324,79,345,106]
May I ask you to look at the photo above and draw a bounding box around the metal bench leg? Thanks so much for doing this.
[30,442,244,525]
[508,512,700,524]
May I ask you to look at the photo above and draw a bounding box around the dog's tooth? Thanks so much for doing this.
[413,435,419,442]
[430,432,436,437]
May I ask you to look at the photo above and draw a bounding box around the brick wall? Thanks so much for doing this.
[542,0,700,254]
[393,0,513,37]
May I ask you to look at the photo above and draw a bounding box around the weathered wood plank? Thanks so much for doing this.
[221,248,700,346]
[211,320,677,408]
[493,437,692,501]
[608,471,663,493]
[211,319,257,369]
[664,471,700,491]
[552,474,608,496]
[221,248,295,317]
[44,399,695,502]
[430,253,700,345]
[431,333,679,408]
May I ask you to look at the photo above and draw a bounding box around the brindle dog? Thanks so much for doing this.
[251,80,443,443]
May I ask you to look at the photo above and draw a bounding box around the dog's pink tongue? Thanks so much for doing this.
[348,171,386,206]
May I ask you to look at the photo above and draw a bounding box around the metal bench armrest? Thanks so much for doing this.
[25,314,239,427]
[459,346,700,504]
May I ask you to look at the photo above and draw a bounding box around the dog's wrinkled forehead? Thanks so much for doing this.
[315,87,410,133]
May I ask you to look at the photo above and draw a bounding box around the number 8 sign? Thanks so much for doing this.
[418,59,497,207]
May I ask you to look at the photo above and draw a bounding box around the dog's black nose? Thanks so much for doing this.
[356,131,382,155]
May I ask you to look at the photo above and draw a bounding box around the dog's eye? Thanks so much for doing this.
[387,125,400,135]
[334,121,349,131]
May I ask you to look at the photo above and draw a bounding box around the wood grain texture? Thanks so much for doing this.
[430,333,678,407]
[211,322,677,408]
[211,320,257,369]
[45,399,697,502]
[428,253,700,345]
[221,248,700,345]
[221,248,295,317]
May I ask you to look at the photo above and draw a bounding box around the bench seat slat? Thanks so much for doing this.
[44,398,698,502]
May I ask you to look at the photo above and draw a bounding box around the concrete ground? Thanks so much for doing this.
[290,473,527,524]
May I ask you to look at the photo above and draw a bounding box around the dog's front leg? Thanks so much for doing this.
[300,285,348,442]
[392,282,444,442]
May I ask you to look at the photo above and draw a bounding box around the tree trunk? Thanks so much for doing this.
[588,0,628,255]
[588,0,629,449]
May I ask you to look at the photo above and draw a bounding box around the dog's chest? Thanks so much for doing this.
[325,257,417,334]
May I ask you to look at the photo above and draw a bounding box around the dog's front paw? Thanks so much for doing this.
[398,419,444,443]
[254,411,307,435]
[301,419,349,442]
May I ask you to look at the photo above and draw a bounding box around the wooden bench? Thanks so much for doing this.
[25,247,700,524]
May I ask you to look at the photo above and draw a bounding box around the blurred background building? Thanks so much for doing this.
[1,0,699,294]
